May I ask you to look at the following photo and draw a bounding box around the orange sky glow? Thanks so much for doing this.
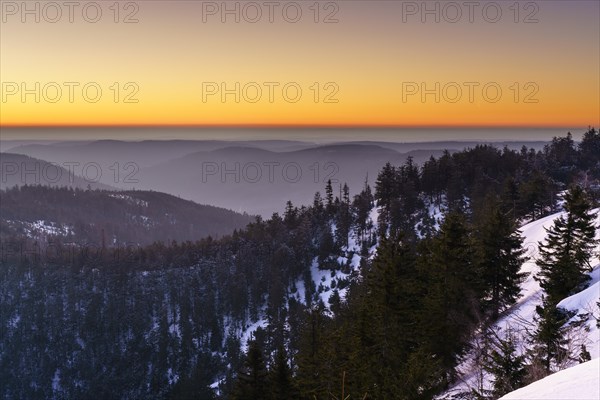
[1,1,598,128]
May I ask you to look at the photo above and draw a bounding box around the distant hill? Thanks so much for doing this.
[0,186,254,246]
[344,140,549,152]
[5,139,318,169]
[0,153,114,191]
[136,144,447,216]
[4,139,552,216]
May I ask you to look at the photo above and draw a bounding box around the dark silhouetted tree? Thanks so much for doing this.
[536,185,598,303]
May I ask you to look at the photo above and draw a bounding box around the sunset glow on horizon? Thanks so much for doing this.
[1,0,599,128]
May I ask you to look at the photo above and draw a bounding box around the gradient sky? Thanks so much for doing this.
[1,0,599,128]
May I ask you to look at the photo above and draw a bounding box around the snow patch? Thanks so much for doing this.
[500,358,600,400]
[240,319,268,351]
[442,209,600,398]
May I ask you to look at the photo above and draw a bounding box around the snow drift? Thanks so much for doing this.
[500,358,600,400]
[442,208,600,398]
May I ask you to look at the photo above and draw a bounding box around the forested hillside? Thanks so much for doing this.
[1,129,599,399]
[0,153,114,191]
[0,186,254,245]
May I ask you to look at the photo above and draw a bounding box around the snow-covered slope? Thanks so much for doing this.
[500,358,600,400]
[237,207,381,349]
[442,209,600,398]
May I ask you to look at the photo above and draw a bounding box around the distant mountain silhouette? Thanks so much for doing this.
[0,153,114,191]
[136,144,439,216]
[4,139,551,216]
[0,185,254,245]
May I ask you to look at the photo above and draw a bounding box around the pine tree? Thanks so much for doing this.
[328,289,342,316]
[578,127,600,179]
[536,185,598,303]
[519,171,555,220]
[318,228,335,266]
[530,299,573,373]
[500,177,520,220]
[446,169,466,211]
[232,339,270,400]
[375,162,398,235]
[394,157,423,237]
[419,211,480,384]
[269,346,295,400]
[402,347,446,399]
[168,353,217,400]
[284,201,298,229]
[325,179,334,214]
[295,304,331,399]
[335,183,352,249]
[375,162,397,211]
[352,177,374,244]
[544,133,578,182]
[421,156,440,202]
[360,230,421,398]
[474,198,528,320]
[484,329,526,398]
[312,192,324,216]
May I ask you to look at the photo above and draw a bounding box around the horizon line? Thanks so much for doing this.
[0,124,593,130]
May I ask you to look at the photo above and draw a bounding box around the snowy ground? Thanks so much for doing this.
[237,207,382,350]
[442,209,600,398]
[500,358,600,400]
[5,219,74,238]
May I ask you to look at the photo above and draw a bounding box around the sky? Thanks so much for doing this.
[1,0,599,129]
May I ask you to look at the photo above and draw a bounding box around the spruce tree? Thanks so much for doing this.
[361,230,421,398]
[284,201,298,229]
[375,162,397,211]
[352,177,374,244]
[419,211,479,384]
[325,179,334,214]
[530,299,573,373]
[312,192,325,216]
[168,356,216,400]
[579,127,600,177]
[269,346,295,400]
[375,162,398,235]
[232,339,270,400]
[421,156,440,202]
[500,177,520,220]
[474,198,527,320]
[335,183,352,249]
[536,185,598,303]
[295,304,331,399]
[483,329,526,398]
[318,228,335,266]
[519,171,555,220]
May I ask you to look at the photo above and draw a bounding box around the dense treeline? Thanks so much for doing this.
[1,187,366,399]
[0,186,254,245]
[230,129,600,400]
[1,129,599,399]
